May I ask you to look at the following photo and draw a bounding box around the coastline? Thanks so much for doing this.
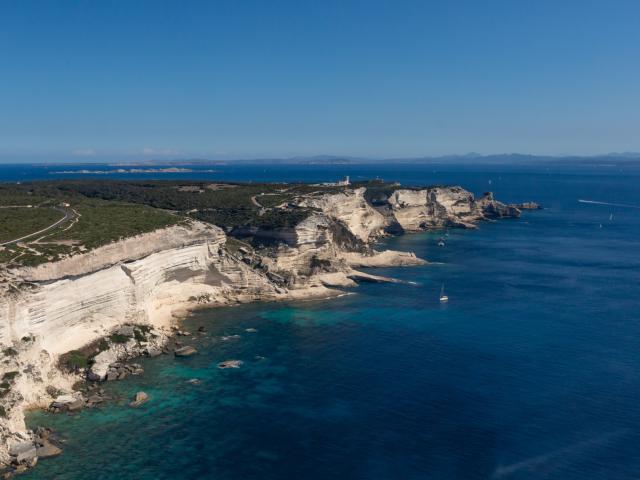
[0,183,533,476]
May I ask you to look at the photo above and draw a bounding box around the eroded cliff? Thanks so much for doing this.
[0,184,524,470]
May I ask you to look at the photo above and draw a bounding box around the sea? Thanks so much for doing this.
[1,162,639,479]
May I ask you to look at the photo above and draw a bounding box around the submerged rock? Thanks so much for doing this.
[86,395,104,406]
[129,391,149,407]
[66,398,85,412]
[35,440,62,458]
[218,360,243,369]
[174,345,197,357]
[49,394,84,413]
[221,335,241,341]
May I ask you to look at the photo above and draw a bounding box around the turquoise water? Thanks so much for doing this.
[10,164,640,479]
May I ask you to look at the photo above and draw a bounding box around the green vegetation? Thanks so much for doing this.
[0,207,64,243]
[0,406,6,417]
[2,371,19,381]
[0,177,403,265]
[133,325,154,342]
[31,180,332,233]
[0,182,181,267]
[256,193,290,208]
[193,206,312,230]
[97,338,110,352]
[0,187,51,207]
[109,333,130,344]
[61,350,89,370]
[51,202,180,250]
[13,243,73,268]
[134,330,146,342]
[0,247,17,264]
[57,336,116,372]
[2,347,18,357]
[51,180,273,210]
[354,180,404,205]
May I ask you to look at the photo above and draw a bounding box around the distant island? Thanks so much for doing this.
[103,152,640,166]
[0,178,538,474]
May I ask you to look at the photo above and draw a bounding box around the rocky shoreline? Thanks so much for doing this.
[0,184,536,476]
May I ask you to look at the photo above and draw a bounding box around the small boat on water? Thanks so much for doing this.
[439,284,448,303]
[438,237,445,247]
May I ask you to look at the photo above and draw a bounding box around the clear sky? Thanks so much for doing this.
[1,0,639,162]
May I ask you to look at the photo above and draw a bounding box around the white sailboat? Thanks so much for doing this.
[439,284,448,303]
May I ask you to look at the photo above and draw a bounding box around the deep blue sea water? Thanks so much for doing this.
[2,163,640,479]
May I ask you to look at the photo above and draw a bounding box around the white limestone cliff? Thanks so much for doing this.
[387,187,519,231]
[296,187,387,242]
[0,184,522,468]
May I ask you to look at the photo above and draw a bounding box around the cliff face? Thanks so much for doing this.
[0,222,287,463]
[0,218,414,463]
[387,187,519,231]
[0,184,522,467]
[0,223,278,351]
[296,187,387,242]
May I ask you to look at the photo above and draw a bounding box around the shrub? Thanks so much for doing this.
[97,339,110,352]
[109,333,129,344]
[2,371,18,381]
[65,350,89,369]
[134,329,146,343]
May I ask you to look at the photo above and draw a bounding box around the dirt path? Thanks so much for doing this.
[0,207,73,246]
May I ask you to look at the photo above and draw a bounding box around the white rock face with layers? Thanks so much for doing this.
[296,187,387,242]
[0,221,283,463]
[0,222,277,350]
[387,187,516,231]
[0,184,521,468]
[0,215,419,464]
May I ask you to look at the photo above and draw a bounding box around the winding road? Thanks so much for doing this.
[0,206,73,246]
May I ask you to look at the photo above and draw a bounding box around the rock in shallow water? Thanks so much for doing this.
[218,360,243,369]
[35,440,62,458]
[66,398,85,412]
[129,391,149,407]
[174,346,197,357]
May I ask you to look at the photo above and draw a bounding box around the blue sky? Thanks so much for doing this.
[1,0,639,162]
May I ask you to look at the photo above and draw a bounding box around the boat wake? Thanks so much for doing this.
[491,429,628,478]
[578,199,640,209]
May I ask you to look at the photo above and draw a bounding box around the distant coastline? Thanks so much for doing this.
[2,152,640,168]
[50,167,218,175]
